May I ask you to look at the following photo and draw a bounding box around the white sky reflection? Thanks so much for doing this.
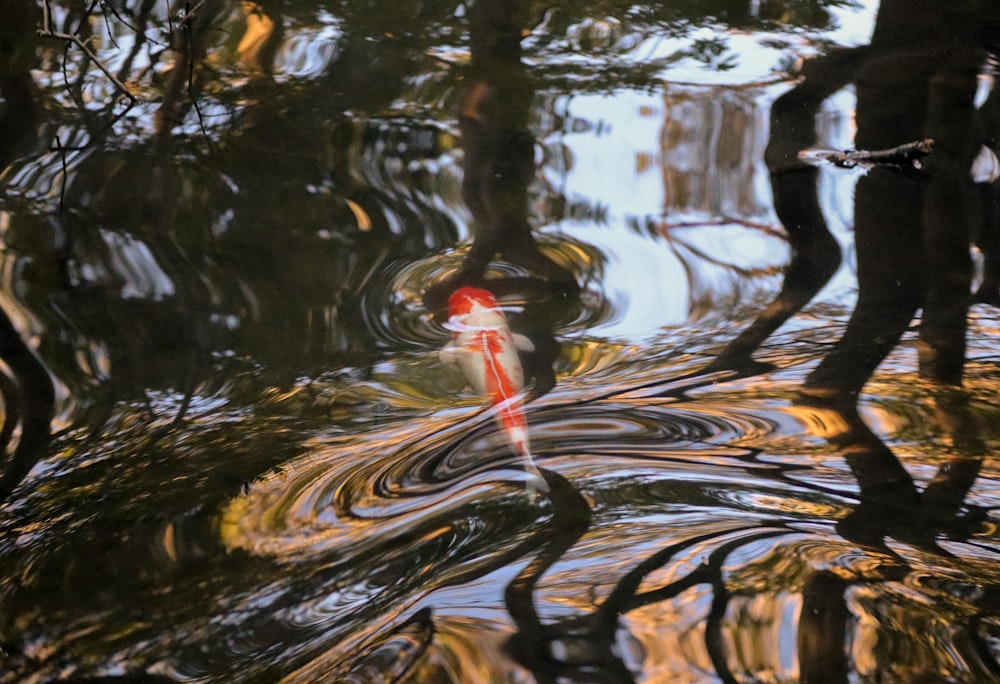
[538,3,879,342]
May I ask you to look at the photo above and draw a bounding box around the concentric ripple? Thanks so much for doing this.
[220,374,796,562]
[361,232,610,350]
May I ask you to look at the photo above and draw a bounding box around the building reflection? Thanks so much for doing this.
[659,86,773,226]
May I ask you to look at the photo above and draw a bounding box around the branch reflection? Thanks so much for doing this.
[0,304,54,505]
[779,1,996,510]
[499,2,1000,682]
[423,0,579,399]
[0,3,42,174]
[6,0,1000,680]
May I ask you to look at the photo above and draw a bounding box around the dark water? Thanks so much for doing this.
[2,0,1000,681]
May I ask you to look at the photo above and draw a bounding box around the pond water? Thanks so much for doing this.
[2,0,1000,682]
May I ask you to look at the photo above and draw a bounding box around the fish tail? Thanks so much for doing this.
[523,458,549,494]
[514,441,548,494]
[494,398,546,493]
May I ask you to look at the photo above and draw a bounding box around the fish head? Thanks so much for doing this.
[447,287,499,319]
[445,286,513,345]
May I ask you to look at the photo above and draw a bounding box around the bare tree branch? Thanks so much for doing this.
[804,138,935,170]
[37,0,139,104]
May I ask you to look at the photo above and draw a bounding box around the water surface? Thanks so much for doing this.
[2,0,1000,682]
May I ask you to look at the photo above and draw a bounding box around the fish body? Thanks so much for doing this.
[441,287,546,491]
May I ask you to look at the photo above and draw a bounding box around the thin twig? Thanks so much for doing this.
[37,0,138,103]
[103,0,168,48]
[184,0,214,151]
[655,216,788,240]
[99,1,121,50]
[805,138,935,170]
[53,133,68,217]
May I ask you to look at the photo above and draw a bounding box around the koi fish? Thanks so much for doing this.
[440,287,548,492]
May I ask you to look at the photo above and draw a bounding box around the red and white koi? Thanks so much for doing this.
[440,287,547,492]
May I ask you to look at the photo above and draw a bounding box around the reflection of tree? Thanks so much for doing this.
[1,2,470,423]
[425,0,578,295]
[505,470,800,683]
[0,0,861,425]
[521,0,847,87]
[0,4,42,172]
[0,305,54,504]
[706,53,859,373]
[691,3,998,680]
[748,0,999,549]
[498,403,999,683]
[715,2,999,396]
[498,3,1000,682]
[423,0,579,398]
[3,1,999,679]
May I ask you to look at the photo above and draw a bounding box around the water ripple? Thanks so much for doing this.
[364,233,608,349]
[222,388,795,561]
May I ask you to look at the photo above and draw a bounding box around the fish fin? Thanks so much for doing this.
[511,435,547,493]
[512,333,534,353]
[439,344,461,366]
[521,450,549,494]
[526,475,550,494]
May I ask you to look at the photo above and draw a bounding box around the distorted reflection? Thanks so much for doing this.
[6,1,1000,682]
[495,2,1000,683]
[761,0,998,493]
[0,304,54,504]
[0,4,42,173]
[424,0,579,402]
[696,2,998,680]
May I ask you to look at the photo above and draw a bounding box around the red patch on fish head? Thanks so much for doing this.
[448,287,498,317]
